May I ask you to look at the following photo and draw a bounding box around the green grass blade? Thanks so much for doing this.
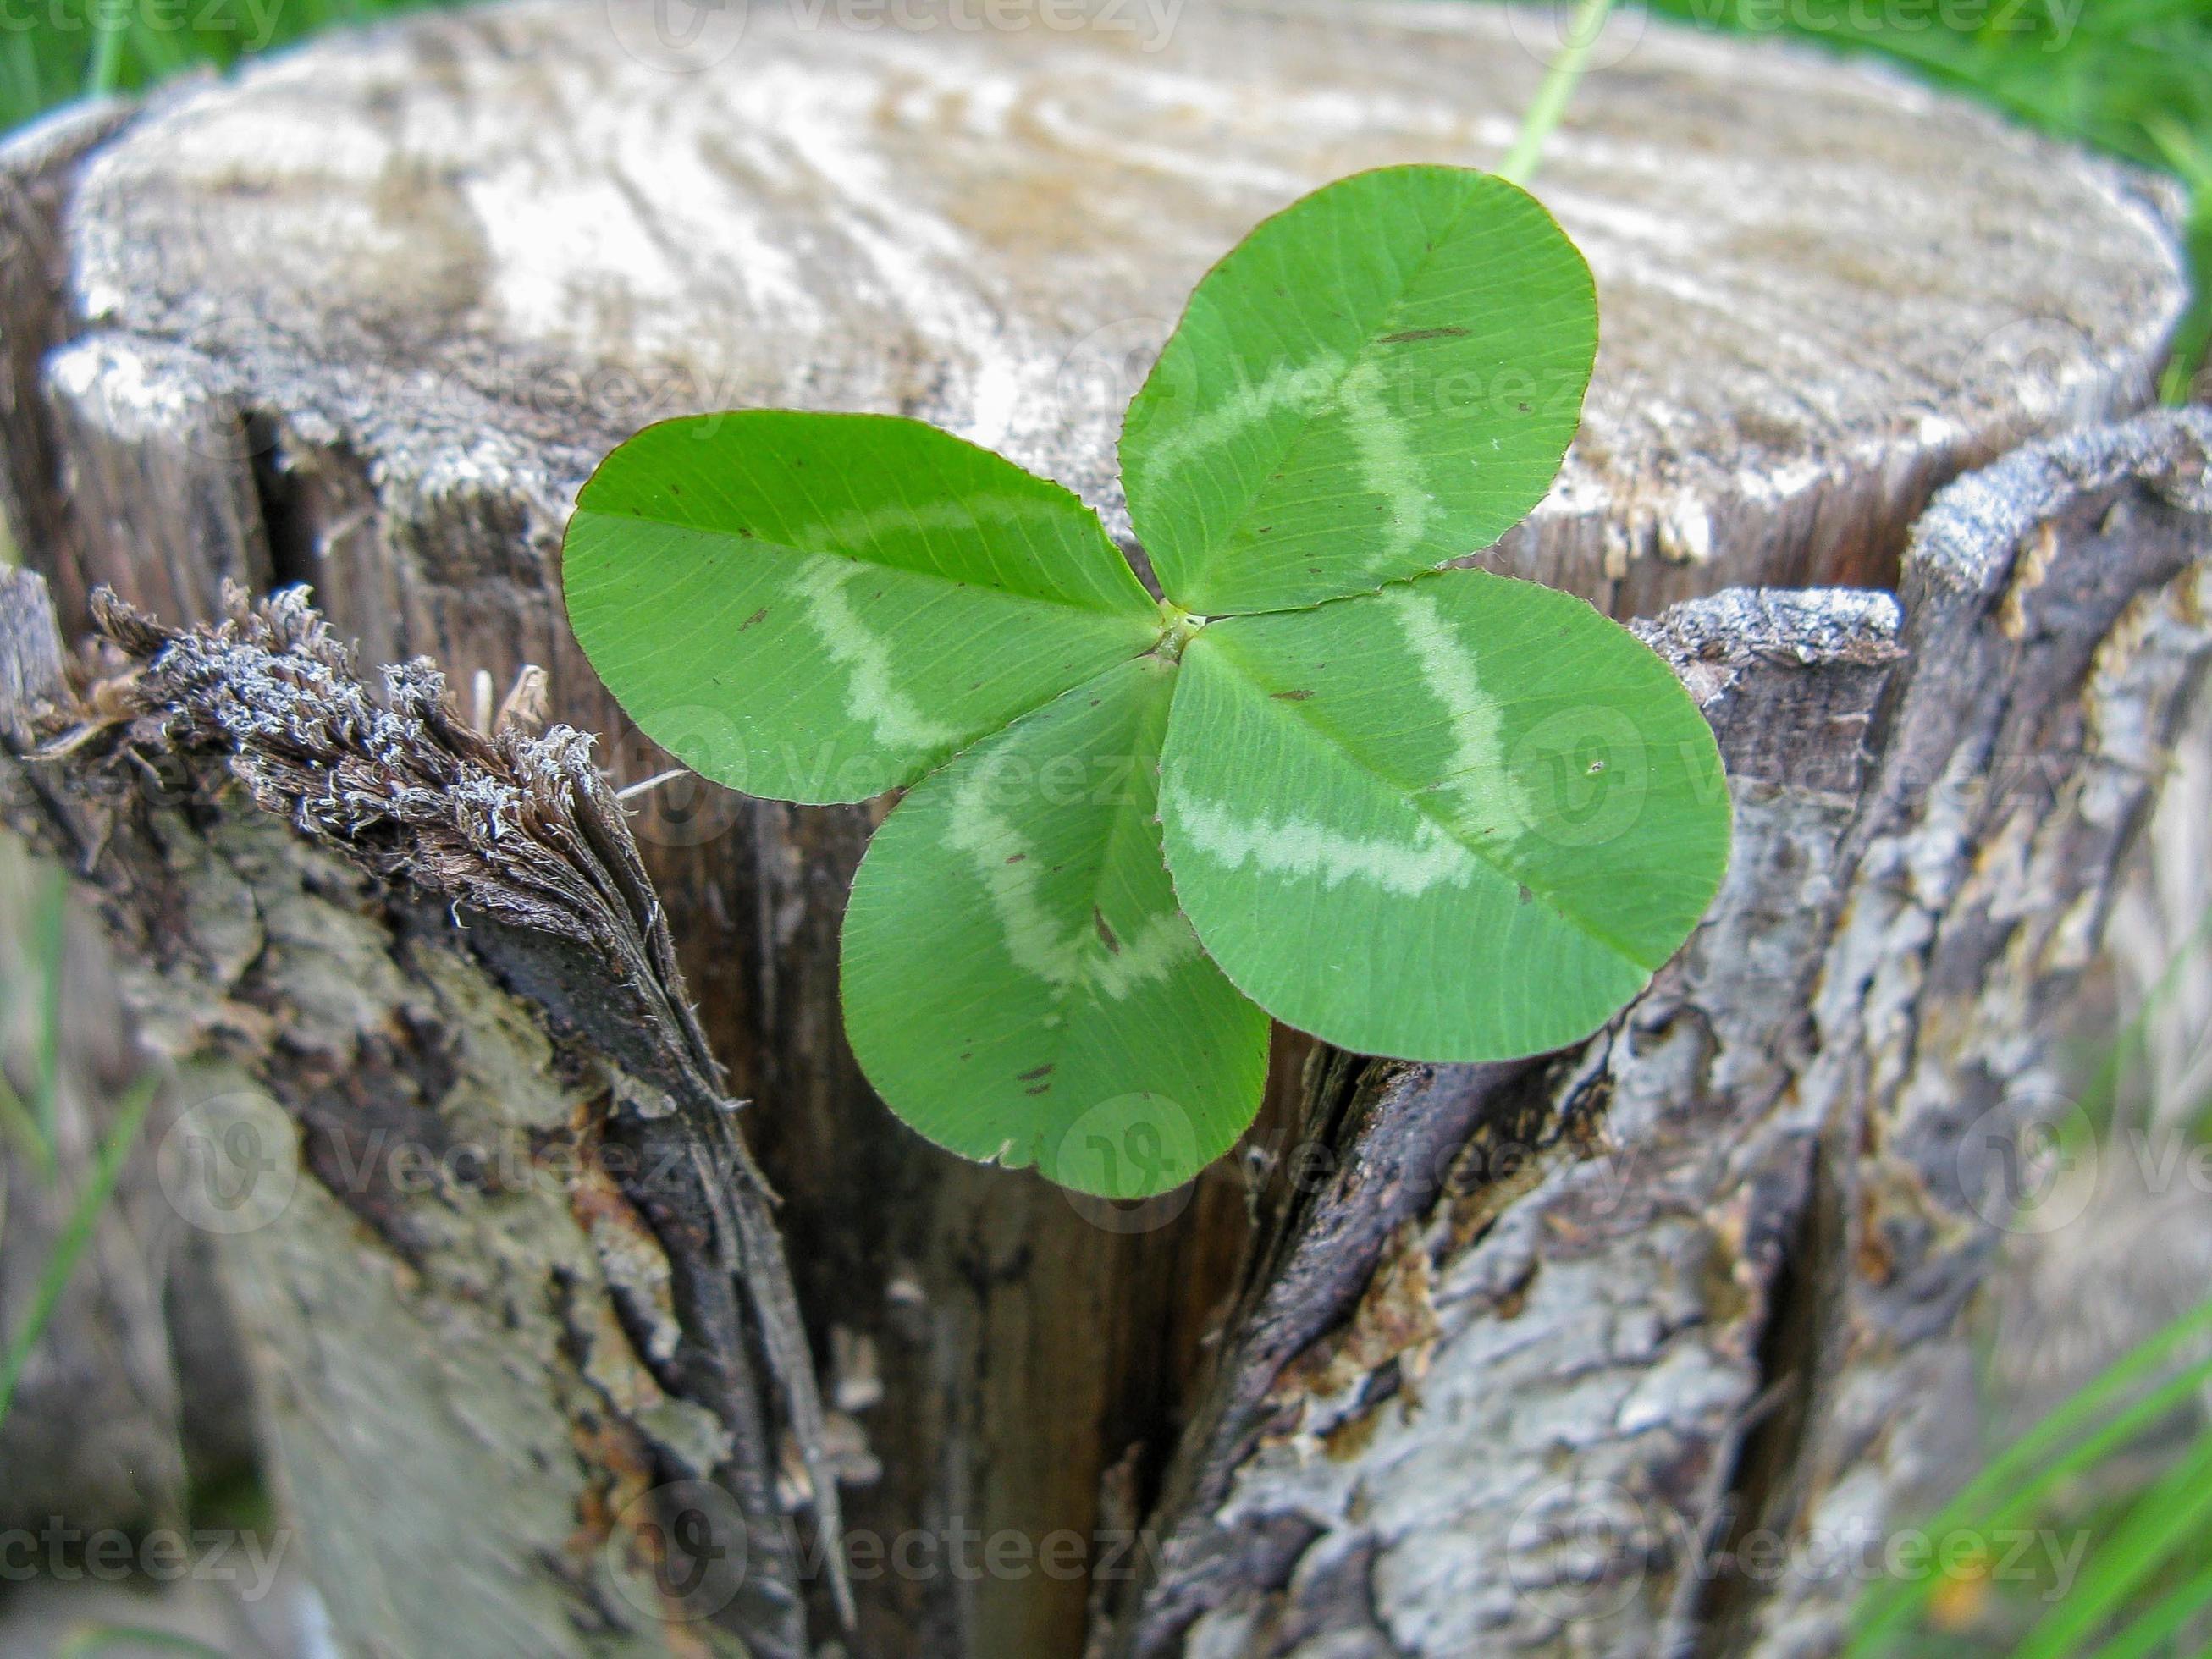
[0,1070,161,1433]
[2015,1429,2212,1659]
[0,1064,52,1180]
[2087,1557,2212,1659]
[31,867,65,1155]
[84,1,126,97]
[1849,1355,2212,1651]
[57,1626,230,1659]
[1849,1293,2212,1651]
[0,33,42,131]
[126,14,192,80]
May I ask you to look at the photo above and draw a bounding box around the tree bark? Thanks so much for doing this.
[1,571,845,1655]
[1111,411,2212,1659]
[0,3,2203,1656]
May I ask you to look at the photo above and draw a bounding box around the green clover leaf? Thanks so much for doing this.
[1122,166,1597,615]
[565,411,1160,804]
[841,656,1269,1197]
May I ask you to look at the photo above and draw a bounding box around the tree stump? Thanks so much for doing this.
[0,3,2204,1656]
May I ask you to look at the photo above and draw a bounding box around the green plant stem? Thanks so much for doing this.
[2146,115,2212,405]
[0,1071,160,1432]
[1498,0,1617,185]
[0,1066,52,1180]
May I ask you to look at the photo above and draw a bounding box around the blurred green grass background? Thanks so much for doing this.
[3,0,2204,393]
[1646,0,2211,398]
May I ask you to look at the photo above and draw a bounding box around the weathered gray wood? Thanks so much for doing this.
[0,98,131,598]
[0,2,2199,1656]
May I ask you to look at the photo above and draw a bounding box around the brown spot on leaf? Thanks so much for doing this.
[1271,689,1315,702]
[1095,907,1121,953]
[1379,327,1469,343]
[1018,1063,1055,1082]
[740,608,770,631]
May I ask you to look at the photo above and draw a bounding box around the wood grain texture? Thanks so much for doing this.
[0,2,2196,1654]
[42,0,2187,628]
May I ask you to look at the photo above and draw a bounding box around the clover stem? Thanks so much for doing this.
[1498,0,1615,185]
[1156,602,1207,662]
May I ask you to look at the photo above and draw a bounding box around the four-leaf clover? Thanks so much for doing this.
[562,166,1731,1199]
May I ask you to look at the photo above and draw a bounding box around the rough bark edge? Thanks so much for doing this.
[1739,406,2212,1655]
[0,570,852,1645]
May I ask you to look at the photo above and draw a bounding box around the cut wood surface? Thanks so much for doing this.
[0,2,2201,1656]
[37,0,2186,631]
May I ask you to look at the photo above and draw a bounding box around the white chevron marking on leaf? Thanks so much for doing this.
[946,758,1194,1000]
[1131,353,1347,496]
[793,559,963,752]
[1387,583,1530,844]
[1089,913,1201,1000]
[1167,787,1477,896]
[1339,361,1431,568]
